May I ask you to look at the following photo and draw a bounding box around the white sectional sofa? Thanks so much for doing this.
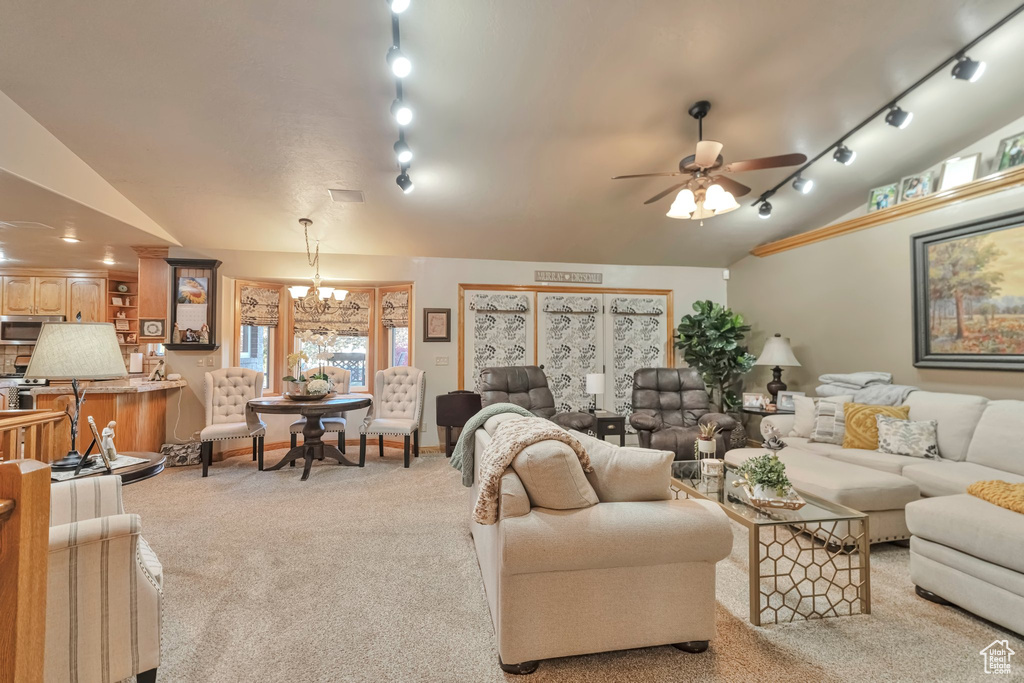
[725,390,1024,636]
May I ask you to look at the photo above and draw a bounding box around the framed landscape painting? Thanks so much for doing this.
[913,209,1024,369]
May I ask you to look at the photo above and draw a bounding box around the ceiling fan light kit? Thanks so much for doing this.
[750,3,1020,216]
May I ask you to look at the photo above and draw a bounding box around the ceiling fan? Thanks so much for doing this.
[612,101,807,220]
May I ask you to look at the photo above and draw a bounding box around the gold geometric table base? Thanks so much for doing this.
[750,519,871,626]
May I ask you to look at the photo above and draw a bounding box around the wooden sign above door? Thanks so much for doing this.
[534,270,603,284]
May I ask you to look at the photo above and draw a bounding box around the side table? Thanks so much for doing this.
[740,407,795,446]
[593,410,626,446]
[436,391,482,457]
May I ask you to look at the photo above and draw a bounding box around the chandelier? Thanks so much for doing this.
[666,177,739,223]
[288,218,348,316]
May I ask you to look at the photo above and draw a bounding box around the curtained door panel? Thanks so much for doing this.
[537,294,603,413]
[463,291,535,391]
[605,294,668,427]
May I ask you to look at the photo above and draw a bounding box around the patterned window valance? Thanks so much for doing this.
[239,285,280,327]
[541,295,600,314]
[381,290,410,328]
[610,297,665,316]
[294,291,371,336]
[469,293,529,312]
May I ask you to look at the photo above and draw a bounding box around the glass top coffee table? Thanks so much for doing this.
[673,463,870,626]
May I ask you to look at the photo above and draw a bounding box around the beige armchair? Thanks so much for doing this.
[290,366,352,452]
[469,416,733,674]
[359,366,425,468]
[46,476,161,683]
[201,367,267,476]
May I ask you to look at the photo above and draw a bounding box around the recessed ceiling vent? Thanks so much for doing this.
[328,189,365,203]
[0,221,57,230]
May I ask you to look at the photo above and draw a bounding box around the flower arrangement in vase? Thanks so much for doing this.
[296,331,339,394]
[283,350,310,395]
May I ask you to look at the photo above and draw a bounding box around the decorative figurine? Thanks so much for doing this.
[101,420,119,462]
[199,323,210,345]
[761,422,787,451]
[172,323,181,344]
[148,359,167,381]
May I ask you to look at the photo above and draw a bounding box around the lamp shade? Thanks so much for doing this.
[585,373,605,395]
[754,333,801,367]
[25,323,128,380]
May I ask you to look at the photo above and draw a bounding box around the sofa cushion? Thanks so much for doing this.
[906,494,1024,575]
[571,431,673,502]
[876,415,939,459]
[906,391,988,461]
[499,499,732,574]
[791,394,851,438]
[902,461,1024,498]
[842,404,910,450]
[809,400,846,445]
[725,447,920,511]
[511,440,598,511]
[965,400,1024,476]
[815,444,923,476]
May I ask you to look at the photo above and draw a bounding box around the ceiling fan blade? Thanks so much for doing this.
[612,171,683,180]
[643,183,686,205]
[710,175,751,198]
[695,140,724,168]
[721,152,807,173]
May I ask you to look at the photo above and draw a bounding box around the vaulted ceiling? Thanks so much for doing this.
[1,0,1023,267]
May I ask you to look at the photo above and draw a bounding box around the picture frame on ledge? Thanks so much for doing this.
[995,132,1024,172]
[899,170,937,203]
[866,183,898,213]
[937,153,982,191]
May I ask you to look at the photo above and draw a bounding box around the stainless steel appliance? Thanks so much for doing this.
[0,315,64,345]
[0,354,48,409]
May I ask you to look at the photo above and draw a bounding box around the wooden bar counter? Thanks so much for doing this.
[31,379,186,455]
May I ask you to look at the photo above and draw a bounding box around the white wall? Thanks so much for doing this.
[164,248,727,451]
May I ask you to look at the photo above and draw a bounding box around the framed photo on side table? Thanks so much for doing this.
[742,393,769,410]
[423,308,451,342]
[775,391,805,412]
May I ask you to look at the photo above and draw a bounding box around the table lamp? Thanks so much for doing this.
[25,322,128,471]
[754,333,801,404]
[585,373,605,413]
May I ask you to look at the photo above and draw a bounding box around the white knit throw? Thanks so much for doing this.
[473,416,591,525]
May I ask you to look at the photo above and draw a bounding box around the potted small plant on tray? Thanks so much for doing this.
[737,453,793,500]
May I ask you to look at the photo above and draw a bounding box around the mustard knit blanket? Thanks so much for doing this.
[968,480,1024,515]
[473,416,591,525]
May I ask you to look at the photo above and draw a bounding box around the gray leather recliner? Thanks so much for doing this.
[479,366,597,432]
[629,368,737,461]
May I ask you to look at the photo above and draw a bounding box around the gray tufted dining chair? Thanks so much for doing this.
[289,366,352,453]
[200,367,267,476]
[359,366,425,468]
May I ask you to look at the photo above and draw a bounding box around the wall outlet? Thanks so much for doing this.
[435,356,449,366]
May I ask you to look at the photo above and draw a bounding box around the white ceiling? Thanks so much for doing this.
[1,0,1023,268]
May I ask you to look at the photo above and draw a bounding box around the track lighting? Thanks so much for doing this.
[792,177,814,195]
[387,46,411,78]
[951,56,986,82]
[387,0,410,14]
[396,173,414,194]
[391,99,413,126]
[394,140,412,164]
[833,144,856,165]
[758,201,772,219]
[885,106,913,129]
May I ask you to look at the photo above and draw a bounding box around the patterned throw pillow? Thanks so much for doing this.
[809,400,847,445]
[876,415,939,459]
[842,403,911,450]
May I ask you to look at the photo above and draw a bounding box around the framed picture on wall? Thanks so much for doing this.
[912,209,1024,370]
[423,308,451,342]
[937,153,982,191]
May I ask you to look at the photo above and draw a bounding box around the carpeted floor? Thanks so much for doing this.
[122,449,1023,682]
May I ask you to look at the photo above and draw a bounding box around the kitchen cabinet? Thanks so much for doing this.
[2,277,36,315]
[34,277,67,315]
[67,277,105,322]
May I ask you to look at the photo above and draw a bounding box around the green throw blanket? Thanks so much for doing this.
[450,403,534,487]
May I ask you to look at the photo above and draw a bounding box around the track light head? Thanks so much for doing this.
[951,56,986,82]
[792,177,814,195]
[387,0,410,13]
[758,201,772,219]
[833,144,856,165]
[885,106,913,129]
[387,46,412,78]
[396,173,414,194]
[394,140,413,164]
[391,99,413,126]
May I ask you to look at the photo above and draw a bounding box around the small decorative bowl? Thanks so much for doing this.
[283,392,334,401]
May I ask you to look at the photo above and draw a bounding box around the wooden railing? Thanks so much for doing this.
[0,410,67,463]
[0,459,50,683]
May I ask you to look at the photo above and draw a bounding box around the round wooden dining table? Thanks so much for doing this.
[246,395,372,481]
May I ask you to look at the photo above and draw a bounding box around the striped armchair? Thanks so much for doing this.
[46,476,161,683]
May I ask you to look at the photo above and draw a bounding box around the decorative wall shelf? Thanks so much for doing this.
[165,258,221,351]
[751,165,1024,258]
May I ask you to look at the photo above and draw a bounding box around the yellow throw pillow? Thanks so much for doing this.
[842,403,910,450]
